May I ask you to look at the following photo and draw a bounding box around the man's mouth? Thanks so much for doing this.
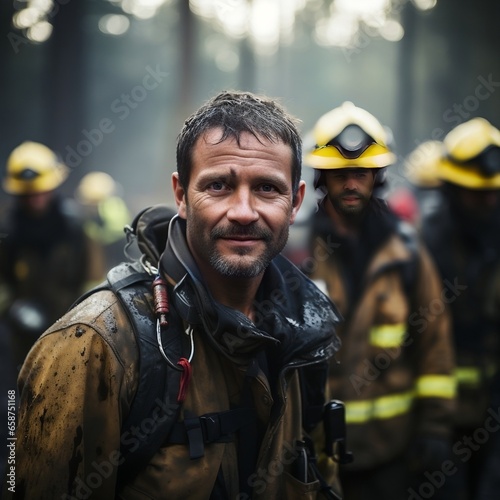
[342,195,360,203]
[214,224,270,242]
[220,235,262,246]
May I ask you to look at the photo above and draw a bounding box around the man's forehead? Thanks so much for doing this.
[199,126,224,143]
[198,127,281,148]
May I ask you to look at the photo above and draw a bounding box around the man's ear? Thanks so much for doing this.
[172,172,187,219]
[290,180,306,225]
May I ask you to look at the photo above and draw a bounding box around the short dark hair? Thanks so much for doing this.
[176,90,302,196]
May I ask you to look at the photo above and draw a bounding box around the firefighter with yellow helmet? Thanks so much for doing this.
[394,140,447,228]
[0,141,105,368]
[304,103,456,500]
[419,117,500,499]
[75,171,131,268]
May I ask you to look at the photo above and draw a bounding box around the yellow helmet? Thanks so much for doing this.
[405,140,444,189]
[304,101,396,170]
[3,141,69,195]
[438,117,500,189]
[75,171,117,205]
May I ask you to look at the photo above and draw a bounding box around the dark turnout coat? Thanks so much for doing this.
[309,200,456,470]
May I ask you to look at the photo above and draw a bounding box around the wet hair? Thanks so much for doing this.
[176,90,302,197]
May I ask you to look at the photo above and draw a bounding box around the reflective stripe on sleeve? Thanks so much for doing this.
[454,366,481,387]
[345,375,456,425]
[415,374,457,399]
[345,390,415,424]
[369,323,407,348]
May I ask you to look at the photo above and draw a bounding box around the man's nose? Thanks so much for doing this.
[344,175,358,190]
[226,188,259,225]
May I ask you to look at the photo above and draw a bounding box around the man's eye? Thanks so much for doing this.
[260,184,274,192]
[209,181,225,191]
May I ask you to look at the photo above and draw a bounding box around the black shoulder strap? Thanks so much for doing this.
[71,261,184,487]
[100,261,185,489]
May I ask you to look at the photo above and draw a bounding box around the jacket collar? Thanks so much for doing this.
[142,210,341,365]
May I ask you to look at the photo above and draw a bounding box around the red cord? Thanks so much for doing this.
[177,357,192,403]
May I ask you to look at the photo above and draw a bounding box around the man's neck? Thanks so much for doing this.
[199,265,263,321]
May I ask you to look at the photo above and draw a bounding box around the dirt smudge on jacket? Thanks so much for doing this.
[68,425,83,495]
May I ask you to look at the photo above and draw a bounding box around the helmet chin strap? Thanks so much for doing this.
[373,167,387,187]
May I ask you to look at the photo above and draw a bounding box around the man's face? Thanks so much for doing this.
[454,186,500,220]
[172,128,305,280]
[18,191,54,216]
[324,168,374,216]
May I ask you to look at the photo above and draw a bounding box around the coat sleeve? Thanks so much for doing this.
[411,243,457,438]
[5,297,137,500]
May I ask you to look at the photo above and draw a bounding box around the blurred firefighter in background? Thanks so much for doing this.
[0,141,105,369]
[403,139,447,227]
[75,170,131,269]
[303,102,456,500]
[417,118,500,500]
[386,139,446,231]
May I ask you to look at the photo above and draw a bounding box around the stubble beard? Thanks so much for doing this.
[329,192,368,218]
[209,225,289,278]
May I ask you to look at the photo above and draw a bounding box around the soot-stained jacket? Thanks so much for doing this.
[6,205,342,500]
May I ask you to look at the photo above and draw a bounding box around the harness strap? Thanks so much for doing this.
[166,408,256,459]
[303,435,343,500]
